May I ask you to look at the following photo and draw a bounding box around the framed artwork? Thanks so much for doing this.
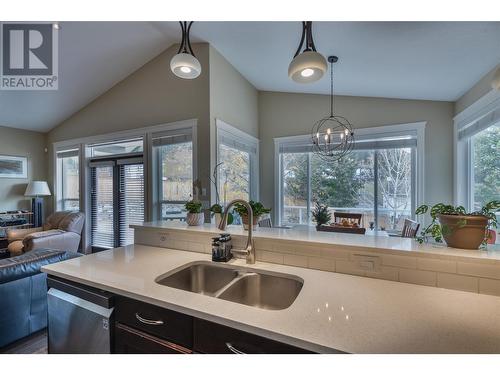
[0,155,28,179]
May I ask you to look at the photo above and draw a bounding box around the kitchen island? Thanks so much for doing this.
[42,243,500,354]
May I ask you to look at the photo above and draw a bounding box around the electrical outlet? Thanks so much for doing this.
[352,254,381,272]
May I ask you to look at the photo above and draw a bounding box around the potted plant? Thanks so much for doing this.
[415,200,500,249]
[312,202,331,230]
[233,201,271,230]
[185,200,204,226]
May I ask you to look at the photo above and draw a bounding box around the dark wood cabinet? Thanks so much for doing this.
[114,323,191,354]
[114,296,193,349]
[112,293,315,354]
[194,319,313,354]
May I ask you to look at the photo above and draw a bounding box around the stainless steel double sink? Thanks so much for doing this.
[155,261,303,310]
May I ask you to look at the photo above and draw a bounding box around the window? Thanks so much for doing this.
[470,124,500,211]
[56,149,80,211]
[216,120,259,207]
[276,123,424,230]
[152,128,194,221]
[456,96,500,243]
[90,138,143,157]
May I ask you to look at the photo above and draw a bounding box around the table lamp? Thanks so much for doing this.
[25,181,51,227]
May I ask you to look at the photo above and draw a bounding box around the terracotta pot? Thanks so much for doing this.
[186,212,205,226]
[438,214,489,250]
[241,214,260,230]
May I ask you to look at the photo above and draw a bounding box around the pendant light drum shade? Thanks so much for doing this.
[288,22,327,84]
[170,52,201,79]
[288,51,327,83]
[170,22,201,79]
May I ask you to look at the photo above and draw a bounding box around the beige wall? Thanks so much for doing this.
[47,43,211,211]
[0,126,47,211]
[258,91,454,215]
[209,46,259,138]
[455,63,499,114]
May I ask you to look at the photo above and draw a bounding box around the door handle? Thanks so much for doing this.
[135,312,164,326]
[225,342,245,354]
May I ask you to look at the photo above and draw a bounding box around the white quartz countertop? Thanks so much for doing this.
[42,245,500,353]
[131,222,500,263]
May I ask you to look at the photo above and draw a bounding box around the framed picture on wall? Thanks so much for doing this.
[0,155,28,179]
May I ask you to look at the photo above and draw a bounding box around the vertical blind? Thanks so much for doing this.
[119,163,144,246]
[90,155,144,249]
[90,164,115,248]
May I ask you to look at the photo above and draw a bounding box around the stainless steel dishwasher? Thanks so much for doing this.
[47,276,115,354]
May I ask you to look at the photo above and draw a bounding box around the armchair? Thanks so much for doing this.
[6,211,85,256]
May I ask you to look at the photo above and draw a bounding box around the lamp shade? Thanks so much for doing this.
[170,53,201,79]
[288,51,327,83]
[25,181,51,197]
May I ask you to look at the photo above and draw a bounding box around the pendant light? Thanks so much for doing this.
[311,56,354,162]
[288,21,327,83]
[170,21,201,79]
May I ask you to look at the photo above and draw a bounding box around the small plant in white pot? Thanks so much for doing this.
[210,203,235,227]
[233,201,271,230]
[185,200,204,226]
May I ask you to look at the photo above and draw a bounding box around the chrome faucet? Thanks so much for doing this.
[218,199,255,264]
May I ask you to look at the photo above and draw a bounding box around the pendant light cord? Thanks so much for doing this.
[330,60,334,117]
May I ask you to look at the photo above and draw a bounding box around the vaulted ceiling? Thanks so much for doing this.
[1,21,500,132]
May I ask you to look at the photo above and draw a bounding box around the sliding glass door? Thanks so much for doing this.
[90,155,144,250]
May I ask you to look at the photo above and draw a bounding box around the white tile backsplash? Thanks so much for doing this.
[134,227,500,297]
[437,273,478,293]
[399,269,437,287]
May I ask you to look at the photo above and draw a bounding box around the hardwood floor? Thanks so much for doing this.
[0,329,48,354]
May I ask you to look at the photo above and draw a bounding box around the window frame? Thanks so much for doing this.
[274,122,425,227]
[53,119,197,253]
[55,146,81,212]
[454,89,500,211]
[214,119,259,204]
[152,126,196,221]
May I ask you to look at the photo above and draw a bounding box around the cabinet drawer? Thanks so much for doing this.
[194,319,314,354]
[114,323,191,354]
[115,296,193,348]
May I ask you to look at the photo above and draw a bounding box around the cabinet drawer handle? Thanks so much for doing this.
[225,342,245,354]
[135,313,164,326]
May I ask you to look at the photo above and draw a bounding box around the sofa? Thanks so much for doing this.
[0,248,81,348]
[6,211,85,257]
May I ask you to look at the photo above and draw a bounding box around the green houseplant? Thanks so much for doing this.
[233,201,271,230]
[415,200,500,249]
[312,202,331,230]
[209,203,233,226]
[185,200,204,226]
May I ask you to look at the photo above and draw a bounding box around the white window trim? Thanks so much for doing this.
[53,119,197,253]
[274,121,426,226]
[453,89,500,209]
[212,119,260,205]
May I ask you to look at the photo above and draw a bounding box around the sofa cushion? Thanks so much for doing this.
[43,211,71,231]
[0,248,81,284]
[22,229,65,247]
[58,212,85,234]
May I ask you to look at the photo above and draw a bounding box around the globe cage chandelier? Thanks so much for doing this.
[170,21,201,79]
[288,21,327,83]
[311,56,355,162]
